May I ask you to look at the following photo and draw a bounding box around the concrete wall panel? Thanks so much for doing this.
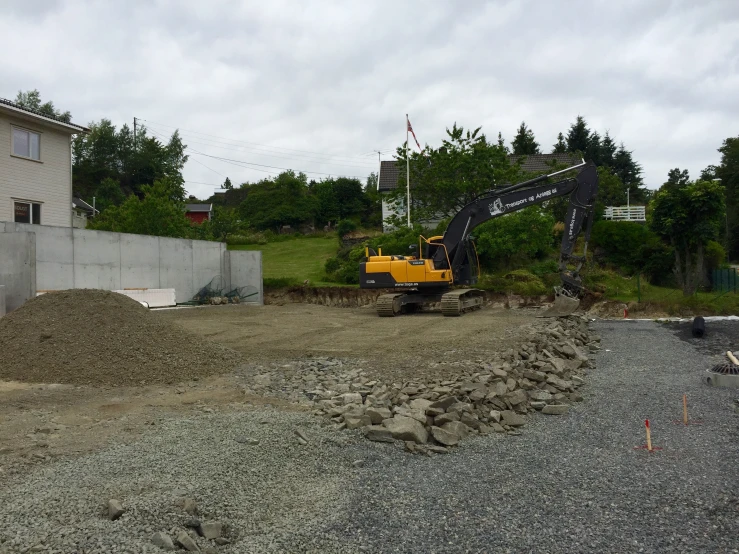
[72,229,121,290]
[120,233,160,290]
[228,250,263,304]
[192,240,224,298]
[158,236,193,303]
[1,224,263,308]
[5,222,73,290]
[0,231,36,311]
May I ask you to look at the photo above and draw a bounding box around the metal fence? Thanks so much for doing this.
[712,268,738,293]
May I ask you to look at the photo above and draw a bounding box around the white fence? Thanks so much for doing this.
[603,206,646,222]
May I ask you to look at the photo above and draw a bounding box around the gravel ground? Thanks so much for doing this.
[665,318,739,358]
[1,320,737,553]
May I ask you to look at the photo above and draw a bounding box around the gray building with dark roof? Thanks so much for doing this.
[377,153,581,231]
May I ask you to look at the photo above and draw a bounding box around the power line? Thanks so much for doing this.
[190,148,367,178]
[147,128,370,179]
[147,125,380,170]
[185,180,224,187]
[138,117,393,162]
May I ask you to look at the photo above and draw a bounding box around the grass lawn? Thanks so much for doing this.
[229,236,339,285]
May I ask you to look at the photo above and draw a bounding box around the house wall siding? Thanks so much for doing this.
[0,112,72,228]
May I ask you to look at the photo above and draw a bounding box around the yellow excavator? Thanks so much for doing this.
[359,160,598,316]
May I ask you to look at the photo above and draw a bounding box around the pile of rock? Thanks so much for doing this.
[236,316,599,453]
[304,316,599,453]
[107,496,229,552]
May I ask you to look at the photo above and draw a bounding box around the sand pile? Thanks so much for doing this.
[0,289,242,386]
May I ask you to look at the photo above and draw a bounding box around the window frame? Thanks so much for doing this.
[10,125,42,162]
[13,200,42,225]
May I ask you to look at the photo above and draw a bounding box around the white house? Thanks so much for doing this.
[377,153,581,233]
[0,97,88,227]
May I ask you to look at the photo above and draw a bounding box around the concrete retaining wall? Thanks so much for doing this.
[0,231,36,311]
[227,250,263,302]
[0,223,262,307]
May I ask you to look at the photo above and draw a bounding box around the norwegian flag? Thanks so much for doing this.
[407,116,422,152]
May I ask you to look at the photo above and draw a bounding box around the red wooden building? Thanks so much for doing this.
[185,203,213,224]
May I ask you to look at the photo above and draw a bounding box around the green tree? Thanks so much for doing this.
[650,179,726,295]
[386,123,520,224]
[239,171,316,231]
[663,168,690,191]
[72,120,187,202]
[94,177,126,213]
[611,143,646,201]
[511,122,540,155]
[586,131,602,165]
[600,131,617,166]
[714,136,739,259]
[474,207,555,269]
[88,178,193,238]
[497,132,508,153]
[594,167,627,208]
[14,89,71,123]
[222,177,233,190]
[552,132,567,153]
[566,116,591,154]
[363,172,382,228]
[203,207,241,242]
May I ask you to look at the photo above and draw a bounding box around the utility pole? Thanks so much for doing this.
[133,117,137,150]
[406,114,411,227]
[375,150,382,190]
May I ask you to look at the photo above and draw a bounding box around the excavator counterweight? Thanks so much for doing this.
[360,161,598,317]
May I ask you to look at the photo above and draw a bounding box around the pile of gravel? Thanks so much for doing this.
[0,290,241,386]
[239,316,600,452]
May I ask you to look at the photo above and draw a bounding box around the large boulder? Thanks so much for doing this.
[430,426,460,446]
[501,410,526,427]
[365,407,392,424]
[383,416,428,444]
[542,404,569,415]
[440,420,471,440]
[505,389,527,406]
[363,425,394,443]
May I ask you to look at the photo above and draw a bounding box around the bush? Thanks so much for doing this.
[474,207,556,270]
[705,240,726,270]
[591,220,674,284]
[336,219,358,238]
[477,271,549,295]
[529,259,559,277]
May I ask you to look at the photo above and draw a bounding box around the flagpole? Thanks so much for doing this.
[406,113,411,227]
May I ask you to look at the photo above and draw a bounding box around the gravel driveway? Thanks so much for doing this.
[0,320,737,553]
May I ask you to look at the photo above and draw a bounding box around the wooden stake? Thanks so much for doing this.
[645,419,652,451]
[683,394,688,425]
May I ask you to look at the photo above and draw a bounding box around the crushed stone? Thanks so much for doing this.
[0,290,241,385]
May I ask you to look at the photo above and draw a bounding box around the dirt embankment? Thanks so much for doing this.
[264,286,549,309]
[0,290,241,386]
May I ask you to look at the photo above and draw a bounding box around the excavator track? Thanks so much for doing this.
[440,289,484,317]
[376,293,404,317]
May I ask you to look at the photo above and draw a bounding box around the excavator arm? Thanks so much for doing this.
[436,161,598,305]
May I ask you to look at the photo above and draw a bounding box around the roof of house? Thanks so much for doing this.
[185,203,213,212]
[378,160,401,192]
[72,197,97,214]
[377,153,583,192]
[0,97,88,133]
[509,153,582,174]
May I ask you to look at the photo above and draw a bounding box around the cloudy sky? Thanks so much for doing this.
[3,0,738,199]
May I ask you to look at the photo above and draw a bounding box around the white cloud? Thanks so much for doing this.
[1,0,737,197]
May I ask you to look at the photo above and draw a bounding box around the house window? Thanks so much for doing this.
[12,127,41,160]
[14,201,41,224]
